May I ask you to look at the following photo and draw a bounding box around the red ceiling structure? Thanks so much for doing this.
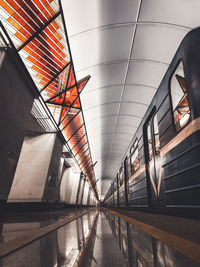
[0,0,98,200]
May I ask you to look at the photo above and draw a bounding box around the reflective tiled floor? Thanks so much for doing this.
[0,209,199,267]
[0,209,87,243]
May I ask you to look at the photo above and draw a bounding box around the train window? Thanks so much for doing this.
[114,179,117,192]
[145,111,160,162]
[130,139,139,174]
[119,164,124,186]
[153,114,160,155]
[170,61,190,131]
[147,123,153,161]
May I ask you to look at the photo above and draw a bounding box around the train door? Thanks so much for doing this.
[145,110,161,207]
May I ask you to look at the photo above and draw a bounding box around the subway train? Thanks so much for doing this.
[104,27,200,214]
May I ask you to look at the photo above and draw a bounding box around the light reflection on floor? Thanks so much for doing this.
[0,210,87,244]
[0,209,199,267]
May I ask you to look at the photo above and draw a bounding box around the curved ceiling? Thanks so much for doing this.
[62,0,200,198]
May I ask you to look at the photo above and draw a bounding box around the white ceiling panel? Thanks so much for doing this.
[112,137,132,146]
[139,0,200,29]
[83,103,120,121]
[116,124,137,135]
[62,0,140,36]
[110,151,125,157]
[84,114,117,124]
[81,85,123,110]
[117,115,142,127]
[86,122,116,133]
[94,155,111,162]
[112,142,130,149]
[91,151,112,161]
[126,60,168,89]
[120,102,148,118]
[131,24,189,64]
[76,61,128,92]
[111,138,134,151]
[89,126,116,139]
[62,0,99,36]
[90,117,116,127]
[110,148,127,153]
[69,25,134,71]
[85,116,118,132]
[107,165,119,173]
[114,132,133,142]
[97,0,140,25]
[123,84,156,105]
[89,134,113,148]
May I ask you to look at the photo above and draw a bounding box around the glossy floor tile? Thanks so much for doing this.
[0,209,199,267]
[91,211,127,267]
[0,209,88,244]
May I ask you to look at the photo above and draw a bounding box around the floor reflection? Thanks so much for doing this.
[91,211,127,267]
[0,209,199,267]
[0,209,89,245]
[0,210,98,267]
[104,211,200,267]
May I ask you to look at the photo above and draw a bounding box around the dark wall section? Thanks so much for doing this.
[42,135,63,203]
[0,49,34,203]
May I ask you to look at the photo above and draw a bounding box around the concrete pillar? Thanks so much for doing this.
[87,187,91,206]
[80,176,86,207]
[8,133,57,202]
[0,50,35,203]
[69,171,80,205]
[42,135,63,202]
[82,181,89,206]
[60,166,70,202]
[78,177,84,206]
[75,172,83,207]
[56,157,65,201]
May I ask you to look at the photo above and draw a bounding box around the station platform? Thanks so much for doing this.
[0,208,199,266]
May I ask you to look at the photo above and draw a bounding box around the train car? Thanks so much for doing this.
[104,27,200,213]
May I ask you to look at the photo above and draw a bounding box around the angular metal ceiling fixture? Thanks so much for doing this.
[0,0,99,200]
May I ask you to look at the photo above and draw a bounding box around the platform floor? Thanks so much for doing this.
[0,208,199,266]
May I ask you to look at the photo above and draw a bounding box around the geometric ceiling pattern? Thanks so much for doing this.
[62,0,200,197]
[0,0,98,200]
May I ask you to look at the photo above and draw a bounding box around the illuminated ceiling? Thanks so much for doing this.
[61,0,200,197]
[0,0,98,200]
